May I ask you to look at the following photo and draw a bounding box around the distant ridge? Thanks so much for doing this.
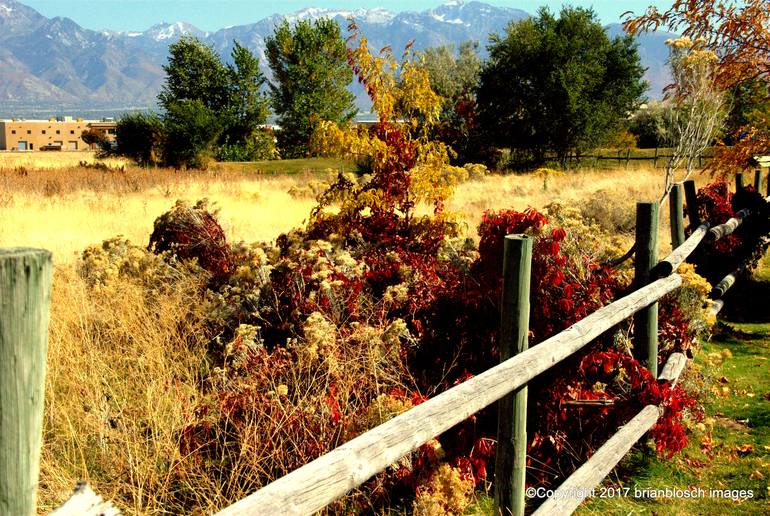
[0,0,673,118]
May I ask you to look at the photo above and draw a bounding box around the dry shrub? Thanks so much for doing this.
[148,199,233,282]
[544,201,630,269]
[287,179,331,199]
[577,188,637,234]
[412,464,474,515]
[176,315,417,511]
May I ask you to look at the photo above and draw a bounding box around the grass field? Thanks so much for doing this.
[2,157,698,262]
[0,150,130,169]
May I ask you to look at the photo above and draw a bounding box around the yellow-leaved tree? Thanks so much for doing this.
[311,20,483,240]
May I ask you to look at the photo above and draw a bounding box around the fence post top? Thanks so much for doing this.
[0,248,52,259]
[504,234,531,241]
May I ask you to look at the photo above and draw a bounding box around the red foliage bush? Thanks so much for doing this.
[148,199,233,283]
[691,181,770,284]
[144,188,709,510]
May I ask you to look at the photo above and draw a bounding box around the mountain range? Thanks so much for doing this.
[0,0,673,118]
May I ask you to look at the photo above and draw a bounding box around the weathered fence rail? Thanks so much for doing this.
[533,351,688,515]
[2,173,766,515]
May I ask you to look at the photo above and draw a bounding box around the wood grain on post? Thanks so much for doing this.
[495,236,532,516]
[215,274,682,516]
[683,179,700,230]
[0,248,52,516]
[657,352,687,387]
[669,183,685,249]
[634,202,660,377]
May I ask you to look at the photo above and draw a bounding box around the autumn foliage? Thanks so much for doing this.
[624,0,770,171]
[72,26,761,514]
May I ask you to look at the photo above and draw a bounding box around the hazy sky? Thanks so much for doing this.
[21,0,672,32]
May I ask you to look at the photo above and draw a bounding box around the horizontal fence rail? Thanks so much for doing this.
[654,223,710,278]
[707,208,750,242]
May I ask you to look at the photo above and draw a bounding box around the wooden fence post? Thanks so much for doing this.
[736,172,744,192]
[0,248,52,516]
[670,183,685,249]
[633,203,659,377]
[495,235,532,516]
[683,179,700,230]
[755,169,762,192]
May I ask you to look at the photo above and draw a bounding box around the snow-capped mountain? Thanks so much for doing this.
[0,0,672,117]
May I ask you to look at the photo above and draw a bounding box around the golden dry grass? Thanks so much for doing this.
[39,266,211,513]
[3,163,708,262]
[0,165,317,262]
[2,161,712,513]
[0,150,130,169]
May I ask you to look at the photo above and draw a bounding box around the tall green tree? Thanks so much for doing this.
[266,19,356,158]
[724,78,770,142]
[421,42,483,163]
[476,7,646,167]
[224,41,271,144]
[164,99,223,169]
[158,36,230,113]
[154,37,272,167]
[422,41,481,101]
[115,111,166,167]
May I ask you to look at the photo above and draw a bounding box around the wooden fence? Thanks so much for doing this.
[0,170,767,515]
[592,148,716,169]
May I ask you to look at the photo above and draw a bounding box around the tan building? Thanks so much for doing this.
[0,116,117,151]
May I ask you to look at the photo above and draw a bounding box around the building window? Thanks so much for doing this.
[42,130,46,134]
[70,130,75,134]
[11,130,15,134]
[27,130,31,134]
[56,130,60,134]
